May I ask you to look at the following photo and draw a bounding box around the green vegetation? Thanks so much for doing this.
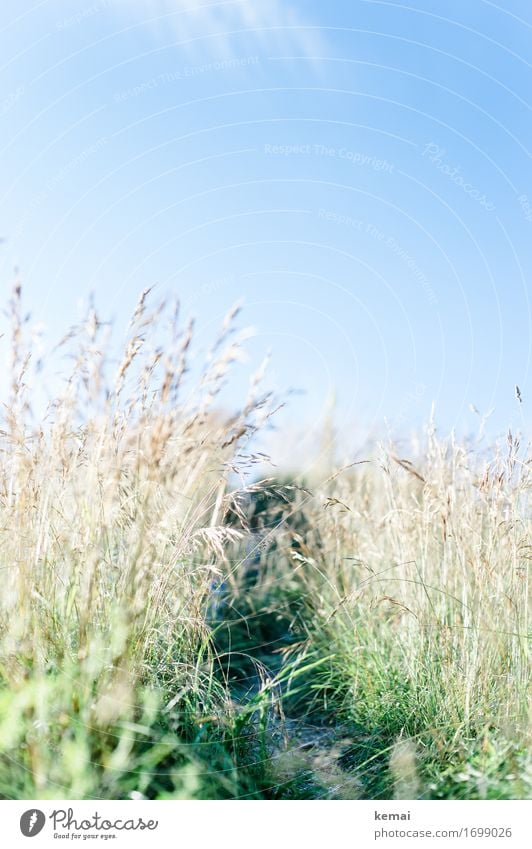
[0,288,529,799]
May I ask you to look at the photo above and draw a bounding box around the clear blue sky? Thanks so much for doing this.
[1,0,531,454]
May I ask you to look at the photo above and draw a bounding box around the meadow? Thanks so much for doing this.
[0,288,529,800]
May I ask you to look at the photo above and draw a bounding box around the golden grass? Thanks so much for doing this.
[0,285,529,799]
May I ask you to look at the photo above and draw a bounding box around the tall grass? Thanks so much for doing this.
[240,426,531,798]
[0,287,529,799]
[0,286,274,799]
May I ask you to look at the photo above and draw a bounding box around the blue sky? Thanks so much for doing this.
[1,0,532,456]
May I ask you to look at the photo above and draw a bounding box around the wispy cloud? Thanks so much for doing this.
[115,0,323,60]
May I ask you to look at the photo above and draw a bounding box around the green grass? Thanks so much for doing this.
[231,440,531,800]
[0,288,529,800]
